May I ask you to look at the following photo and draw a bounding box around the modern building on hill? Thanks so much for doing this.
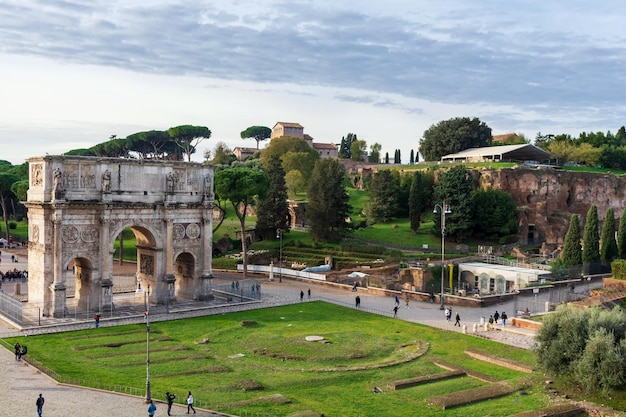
[441,144,552,164]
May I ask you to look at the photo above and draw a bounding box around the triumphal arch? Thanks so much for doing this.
[25,156,214,318]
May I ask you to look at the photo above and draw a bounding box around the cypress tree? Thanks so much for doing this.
[562,214,582,266]
[410,149,415,164]
[409,171,423,232]
[255,154,290,240]
[582,204,601,270]
[618,209,626,258]
[600,207,618,264]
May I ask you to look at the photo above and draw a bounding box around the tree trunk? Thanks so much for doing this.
[236,202,248,278]
[0,194,9,242]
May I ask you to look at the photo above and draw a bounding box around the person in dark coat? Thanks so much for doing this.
[454,312,461,326]
[166,392,176,416]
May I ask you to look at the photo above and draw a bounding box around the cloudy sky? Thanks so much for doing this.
[2,0,626,165]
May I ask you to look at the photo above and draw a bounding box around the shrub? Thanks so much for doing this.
[9,222,17,230]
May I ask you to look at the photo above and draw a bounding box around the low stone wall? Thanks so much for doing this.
[510,317,542,331]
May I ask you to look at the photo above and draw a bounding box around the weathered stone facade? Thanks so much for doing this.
[478,166,626,246]
[26,156,214,317]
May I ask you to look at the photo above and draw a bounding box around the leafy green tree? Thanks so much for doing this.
[535,305,626,394]
[561,214,582,266]
[601,207,618,264]
[126,130,172,159]
[433,165,474,241]
[350,140,367,162]
[167,125,211,161]
[10,180,28,202]
[255,155,290,240]
[471,189,518,240]
[395,171,412,218]
[307,159,352,242]
[91,138,129,157]
[260,136,319,181]
[285,170,305,198]
[365,170,397,223]
[206,141,236,166]
[64,148,95,156]
[618,209,626,258]
[214,167,269,277]
[240,126,271,149]
[419,117,492,161]
[368,143,381,163]
[575,328,626,395]
[583,204,601,273]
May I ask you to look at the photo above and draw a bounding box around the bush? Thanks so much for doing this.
[8,222,16,230]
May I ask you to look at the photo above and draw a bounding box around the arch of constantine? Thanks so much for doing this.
[26,156,214,318]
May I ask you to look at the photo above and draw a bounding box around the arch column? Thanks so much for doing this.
[50,215,67,318]
[198,211,214,301]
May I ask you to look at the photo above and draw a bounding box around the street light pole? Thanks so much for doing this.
[145,284,151,403]
[276,229,283,283]
[434,202,452,310]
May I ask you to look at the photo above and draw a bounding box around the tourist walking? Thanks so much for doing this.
[444,307,451,322]
[394,294,400,306]
[14,342,20,361]
[493,310,500,323]
[300,290,304,301]
[36,393,44,417]
[166,392,176,416]
[94,313,100,328]
[308,288,311,299]
[405,294,410,308]
[355,295,361,308]
[393,305,399,318]
[501,311,508,326]
[488,315,494,330]
[148,400,156,417]
[187,391,196,414]
[454,312,461,327]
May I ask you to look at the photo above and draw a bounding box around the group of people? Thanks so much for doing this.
[13,342,27,361]
[444,307,461,326]
[0,268,28,282]
[487,310,508,329]
[148,391,196,416]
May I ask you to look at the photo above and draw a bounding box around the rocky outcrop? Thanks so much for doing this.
[478,166,626,246]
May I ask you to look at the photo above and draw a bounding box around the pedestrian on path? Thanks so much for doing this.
[94,313,100,328]
[300,290,304,301]
[454,312,461,326]
[393,305,399,318]
[148,399,156,417]
[166,392,176,416]
[14,342,20,361]
[493,310,500,323]
[355,295,361,308]
[187,391,196,414]
[307,288,311,299]
[444,307,451,321]
[394,294,400,306]
[36,393,44,417]
[501,311,508,326]
[405,294,410,308]
[488,315,494,330]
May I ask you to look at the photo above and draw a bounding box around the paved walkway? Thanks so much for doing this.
[0,248,538,417]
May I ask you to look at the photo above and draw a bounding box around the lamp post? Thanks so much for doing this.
[276,229,283,283]
[145,284,151,403]
[434,202,452,310]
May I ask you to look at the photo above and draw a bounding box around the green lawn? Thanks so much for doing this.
[5,302,547,417]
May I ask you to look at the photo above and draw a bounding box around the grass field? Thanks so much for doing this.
[4,302,550,417]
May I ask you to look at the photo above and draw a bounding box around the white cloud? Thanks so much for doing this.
[1,0,626,164]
